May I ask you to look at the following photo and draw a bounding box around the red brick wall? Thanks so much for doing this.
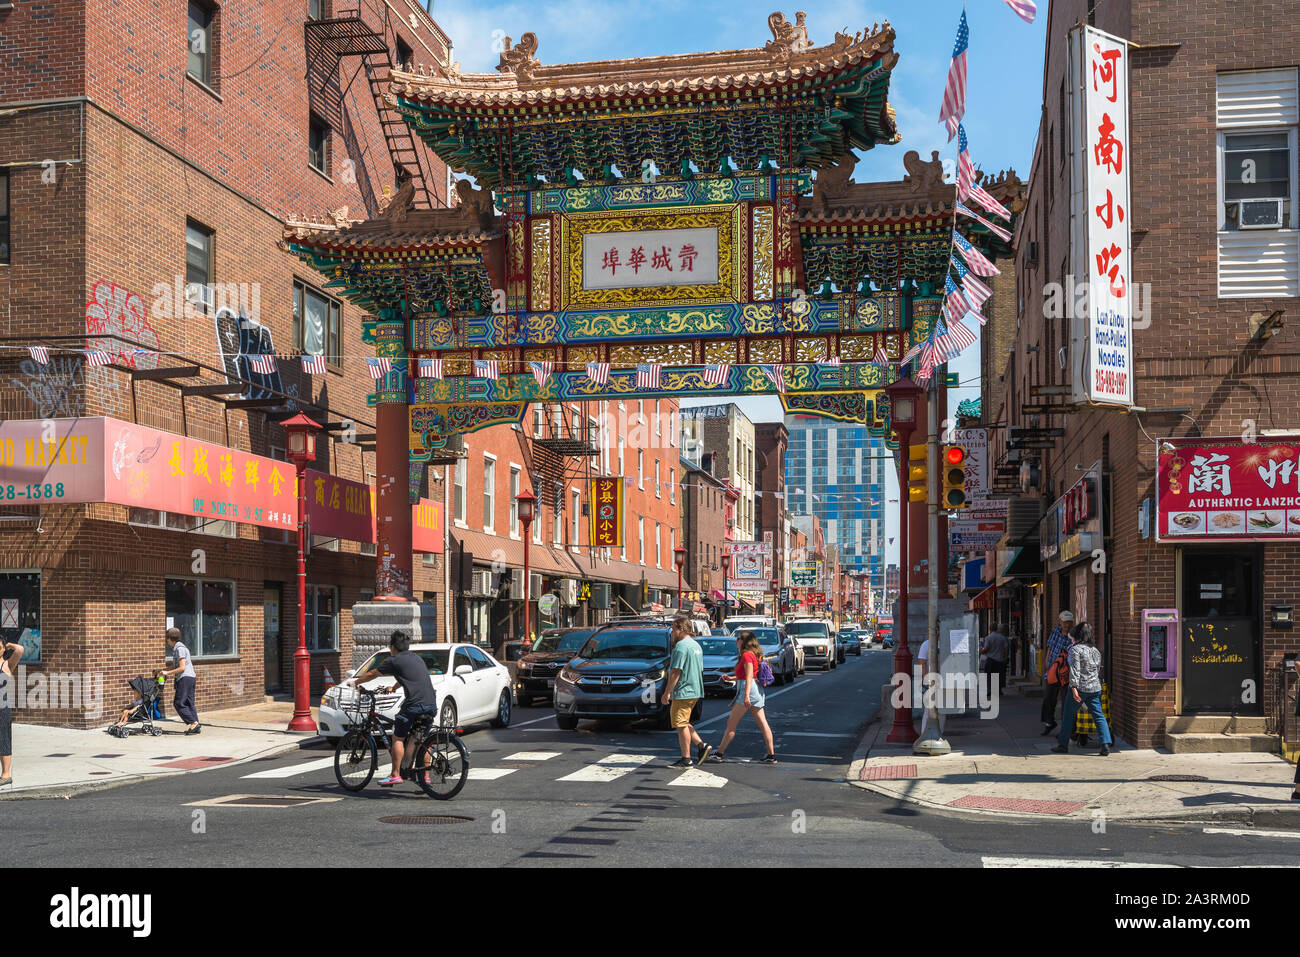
[0,0,86,101]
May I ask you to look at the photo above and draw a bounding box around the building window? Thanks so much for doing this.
[0,170,9,264]
[638,450,644,488]
[308,114,332,176]
[165,577,236,658]
[655,522,662,567]
[509,467,520,536]
[0,571,40,663]
[483,455,495,532]
[395,35,413,71]
[453,455,466,524]
[618,438,625,478]
[307,0,326,20]
[552,486,562,546]
[654,459,661,498]
[304,585,338,651]
[187,1,216,88]
[293,278,341,366]
[533,497,543,544]
[533,407,543,438]
[638,517,645,566]
[129,508,235,538]
[185,220,214,312]
[669,466,675,505]
[571,488,580,547]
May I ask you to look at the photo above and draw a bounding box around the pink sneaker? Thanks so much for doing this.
[378,775,403,787]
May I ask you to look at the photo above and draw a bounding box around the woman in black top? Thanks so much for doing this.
[0,640,24,787]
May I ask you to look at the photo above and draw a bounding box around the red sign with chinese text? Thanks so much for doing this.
[306,468,444,553]
[1157,436,1300,541]
[589,476,624,548]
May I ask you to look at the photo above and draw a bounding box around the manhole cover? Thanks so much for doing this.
[1149,774,1209,782]
[378,815,474,826]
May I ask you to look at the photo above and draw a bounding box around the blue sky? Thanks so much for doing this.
[432,0,1046,568]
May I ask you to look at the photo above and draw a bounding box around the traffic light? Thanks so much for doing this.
[907,443,927,503]
[942,444,968,509]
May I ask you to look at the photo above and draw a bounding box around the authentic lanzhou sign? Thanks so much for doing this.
[1157,436,1300,541]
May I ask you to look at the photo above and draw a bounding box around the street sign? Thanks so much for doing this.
[790,561,819,586]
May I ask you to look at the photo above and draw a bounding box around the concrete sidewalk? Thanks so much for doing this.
[1,699,324,800]
[848,683,1300,826]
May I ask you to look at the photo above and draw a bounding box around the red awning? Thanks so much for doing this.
[969,585,996,611]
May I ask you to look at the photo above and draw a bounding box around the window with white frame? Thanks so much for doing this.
[553,486,562,546]
[509,466,520,537]
[571,488,580,548]
[656,522,662,567]
[483,455,495,532]
[1217,69,1300,297]
[654,459,661,498]
[638,517,645,565]
[533,497,543,544]
[637,450,644,488]
[454,454,466,524]
[305,584,338,651]
[669,466,676,505]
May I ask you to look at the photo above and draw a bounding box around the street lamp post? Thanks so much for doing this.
[720,551,731,625]
[673,545,687,611]
[884,375,923,745]
[516,490,537,644]
[283,413,322,733]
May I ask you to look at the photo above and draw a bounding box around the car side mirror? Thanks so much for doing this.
[455,665,473,677]
[344,669,356,679]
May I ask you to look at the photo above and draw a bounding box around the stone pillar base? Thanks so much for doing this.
[351,601,439,671]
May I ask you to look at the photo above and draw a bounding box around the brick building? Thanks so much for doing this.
[680,455,730,621]
[992,0,1300,749]
[754,421,793,605]
[0,0,453,727]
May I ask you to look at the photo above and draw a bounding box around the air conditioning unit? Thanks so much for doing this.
[531,572,543,597]
[1238,199,1285,229]
[471,570,493,596]
[508,572,523,600]
[185,282,215,313]
[560,578,579,606]
[590,582,611,610]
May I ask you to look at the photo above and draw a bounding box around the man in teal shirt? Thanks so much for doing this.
[661,616,712,768]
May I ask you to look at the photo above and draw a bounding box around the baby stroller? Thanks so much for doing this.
[107,676,165,737]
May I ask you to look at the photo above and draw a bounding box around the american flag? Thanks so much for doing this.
[947,320,978,353]
[473,359,500,381]
[301,354,327,375]
[956,200,1012,242]
[970,181,1012,223]
[132,349,155,364]
[938,11,968,140]
[952,230,1000,278]
[703,363,730,385]
[365,357,391,380]
[916,340,938,382]
[248,354,277,375]
[957,125,976,201]
[959,266,993,309]
[822,355,841,367]
[963,308,989,328]
[636,363,661,389]
[417,357,443,379]
[941,294,966,328]
[872,346,889,365]
[944,275,972,316]
[529,360,553,387]
[763,364,787,393]
[585,361,610,385]
[84,350,112,367]
[932,318,951,360]
[900,342,923,366]
[27,346,50,365]
[1003,0,1036,24]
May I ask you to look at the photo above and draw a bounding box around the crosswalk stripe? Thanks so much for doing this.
[241,756,338,779]
[504,751,562,762]
[981,856,1179,868]
[668,768,728,788]
[557,753,657,783]
[468,768,517,780]
[1203,827,1300,840]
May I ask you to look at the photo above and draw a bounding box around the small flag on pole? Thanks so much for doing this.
[248,354,277,375]
[529,360,553,387]
[962,272,993,310]
[84,350,112,367]
[703,363,730,385]
[963,308,988,328]
[872,346,889,365]
[27,346,50,365]
[1002,0,1036,24]
[636,363,661,389]
[970,182,1013,223]
[301,354,327,375]
[473,359,500,381]
[417,357,443,379]
[957,125,976,201]
[900,342,923,365]
[956,200,1012,243]
[763,364,787,394]
[947,320,978,354]
[585,361,610,385]
[952,230,1000,278]
[365,357,391,380]
[938,10,969,140]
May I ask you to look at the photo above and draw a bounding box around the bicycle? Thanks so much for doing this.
[333,688,469,800]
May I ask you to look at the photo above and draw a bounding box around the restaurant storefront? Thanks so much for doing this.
[1040,464,1106,679]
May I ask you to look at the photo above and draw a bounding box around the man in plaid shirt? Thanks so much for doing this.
[1040,610,1074,735]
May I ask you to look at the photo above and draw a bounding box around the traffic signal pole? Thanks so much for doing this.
[916,374,950,755]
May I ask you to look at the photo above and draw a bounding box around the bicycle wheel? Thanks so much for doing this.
[334,730,377,791]
[412,730,469,800]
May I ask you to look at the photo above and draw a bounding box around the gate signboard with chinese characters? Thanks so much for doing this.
[1157,437,1300,541]
[589,476,625,547]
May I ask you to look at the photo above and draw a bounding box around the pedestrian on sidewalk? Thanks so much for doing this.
[1051,623,1112,755]
[156,628,201,735]
[0,639,24,787]
[709,631,777,765]
[661,616,711,768]
[980,622,1009,697]
[1292,657,1299,801]
[1041,610,1074,735]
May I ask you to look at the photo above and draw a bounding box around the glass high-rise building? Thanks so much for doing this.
[783,416,887,597]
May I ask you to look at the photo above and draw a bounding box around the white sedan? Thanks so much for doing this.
[317,642,512,740]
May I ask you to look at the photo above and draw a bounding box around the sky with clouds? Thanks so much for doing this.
[429,0,1047,572]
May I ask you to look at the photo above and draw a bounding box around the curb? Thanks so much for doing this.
[0,734,324,802]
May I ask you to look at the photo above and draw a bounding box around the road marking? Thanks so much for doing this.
[1203,827,1300,840]
[558,753,656,783]
[981,856,1178,868]
[668,768,728,788]
[241,756,338,779]
[468,768,517,780]
[693,680,807,729]
[781,731,854,738]
[504,751,562,762]
[511,714,558,728]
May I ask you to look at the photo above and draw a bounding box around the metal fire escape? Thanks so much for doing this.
[305,1,437,209]
[524,403,601,523]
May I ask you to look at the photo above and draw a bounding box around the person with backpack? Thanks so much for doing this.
[708,630,777,764]
[1051,622,1112,755]
[1041,611,1074,735]
[661,616,711,768]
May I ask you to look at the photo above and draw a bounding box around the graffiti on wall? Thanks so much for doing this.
[84,281,160,369]
[10,357,85,417]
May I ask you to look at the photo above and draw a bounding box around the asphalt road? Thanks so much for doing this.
[4,647,1299,868]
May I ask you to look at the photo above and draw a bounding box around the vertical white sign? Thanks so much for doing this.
[951,427,988,502]
[1078,25,1134,406]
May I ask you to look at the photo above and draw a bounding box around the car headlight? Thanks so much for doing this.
[559,667,580,682]
[638,668,665,682]
[518,664,531,675]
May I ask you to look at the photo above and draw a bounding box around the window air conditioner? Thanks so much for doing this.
[508,573,524,600]
[1238,199,1285,230]
[531,572,543,597]
[185,283,215,313]
[560,578,579,606]
[471,570,493,596]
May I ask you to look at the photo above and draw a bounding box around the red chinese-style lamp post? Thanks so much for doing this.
[884,375,923,745]
[720,551,731,623]
[673,545,687,610]
[516,489,537,643]
[284,413,322,733]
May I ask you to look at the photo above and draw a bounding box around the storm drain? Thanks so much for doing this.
[378,815,474,826]
[1149,774,1209,782]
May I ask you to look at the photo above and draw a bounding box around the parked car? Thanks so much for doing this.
[697,636,740,695]
[855,629,874,649]
[516,627,596,707]
[723,616,776,632]
[750,626,800,683]
[837,630,862,656]
[710,626,731,636]
[786,619,836,670]
[553,621,702,730]
[318,642,512,739]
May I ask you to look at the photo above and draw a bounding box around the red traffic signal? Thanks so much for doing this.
[944,446,966,466]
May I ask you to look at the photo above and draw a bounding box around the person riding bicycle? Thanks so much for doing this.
[346,630,437,787]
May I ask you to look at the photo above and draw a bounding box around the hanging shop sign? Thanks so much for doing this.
[589,476,625,547]
[1156,435,1300,542]
[725,540,770,589]
[1068,24,1133,407]
[302,470,445,552]
[537,593,560,619]
[951,427,990,502]
[1041,465,1103,567]
[790,561,820,586]
[949,516,1006,551]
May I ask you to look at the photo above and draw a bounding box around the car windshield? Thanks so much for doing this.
[749,629,782,646]
[786,621,827,637]
[697,638,737,656]
[355,649,449,677]
[533,630,594,653]
[579,628,669,660]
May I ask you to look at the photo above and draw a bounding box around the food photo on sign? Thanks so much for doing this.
[1156,437,1300,541]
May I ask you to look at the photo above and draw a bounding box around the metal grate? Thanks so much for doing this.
[378,815,474,826]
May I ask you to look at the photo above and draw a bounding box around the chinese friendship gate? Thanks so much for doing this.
[280,14,1021,605]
